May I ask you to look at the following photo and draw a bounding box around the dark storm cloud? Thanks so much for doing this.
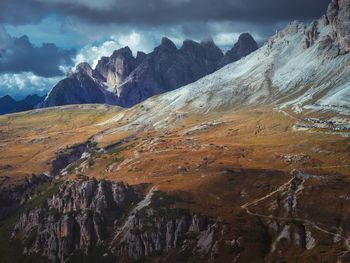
[0,28,75,77]
[1,0,331,26]
[55,0,331,25]
[0,0,48,24]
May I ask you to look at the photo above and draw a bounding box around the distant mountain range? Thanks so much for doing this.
[101,0,350,130]
[39,33,258,108]
[0,94,46,115]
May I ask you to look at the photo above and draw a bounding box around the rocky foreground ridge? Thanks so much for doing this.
[9,179,220,263]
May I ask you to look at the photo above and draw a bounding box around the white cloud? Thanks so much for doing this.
[73,31,157,69]
[213,32,241,49]
[74,40,121,68]
[0,72,59,98]
[111,32,145,53]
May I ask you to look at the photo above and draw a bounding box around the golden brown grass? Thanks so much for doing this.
[1,105,350,262]
[0,105,121,187]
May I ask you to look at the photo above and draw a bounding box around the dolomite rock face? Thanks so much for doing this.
[304,21,319,49]
[40,35,258,108]
[11,181,219,263]
[12,180,137,263]
[327,0,350,53]
[111,189,219,261]
[111,37,225,107]
[95,47,138,91]
[39,62,118,108]
[117,209,214,260]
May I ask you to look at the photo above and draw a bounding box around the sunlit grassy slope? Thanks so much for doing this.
[0,105,121,187]
[1,104,350,262]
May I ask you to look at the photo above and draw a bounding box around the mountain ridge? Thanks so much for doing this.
[40,34,258,108]
[0,94,45,115]
[100,4,350,131]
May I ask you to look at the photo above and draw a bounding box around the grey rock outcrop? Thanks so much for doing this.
[11,182,219,263]
[118,211,213,260]
[40,35,258,108]
[12,180,137,263]
[327,0,350,53]
[39,63,118,108]
[105,37,225,107]
[304,21,319,49]
[115,191,217,261]
[95,47,138,92]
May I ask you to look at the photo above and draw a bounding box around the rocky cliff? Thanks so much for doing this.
[40,34,258,108]
[114,190,218,261]
[40,63,118,108]
[12,179,137,263]
[327,0,350,54]
[9,180,220,263]
[114,37,225,107]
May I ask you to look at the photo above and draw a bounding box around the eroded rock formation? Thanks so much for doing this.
[12,180,137,263]
[327,0,350,53]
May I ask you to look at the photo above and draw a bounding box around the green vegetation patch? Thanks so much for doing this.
[26,180,63,209]
[0,180,63,263]
[67,158,87,173]
[107,145,129,155]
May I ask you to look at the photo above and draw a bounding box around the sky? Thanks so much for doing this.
[0,0,330,99]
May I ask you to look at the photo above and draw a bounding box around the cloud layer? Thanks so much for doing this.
[1,0,330,26]
[0,0,332,97]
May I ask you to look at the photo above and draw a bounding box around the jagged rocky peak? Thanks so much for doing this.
[76,62,94,76]
[279,20,305,38]
[237,32,258,45]
[181,39,206,56]
[327,0,350,53]
[200,38,224,61]
[200,37,217,48]
[266,20,305,51]
[232,33,258,55]
[219,32,258,67]
[95,46,137,89]
[136,51,147,64]
[180,38,224,63]
[159,37,178,51]
[41,33,257,109]
[111,46,134,58]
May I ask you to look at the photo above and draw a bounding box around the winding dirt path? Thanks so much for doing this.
[240,174,350,248]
